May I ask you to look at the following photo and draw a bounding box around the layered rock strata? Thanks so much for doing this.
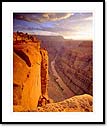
[55,41,93,96]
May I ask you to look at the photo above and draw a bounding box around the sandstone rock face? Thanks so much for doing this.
[40,49,48,99]
[13,32,48,111]
[13,45,42,110]
[36,94,93,112]
[13,94,93,112]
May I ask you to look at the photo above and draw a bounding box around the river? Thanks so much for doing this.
[51,55,75,98]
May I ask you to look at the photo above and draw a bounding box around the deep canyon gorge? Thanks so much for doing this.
[13,32,93,112]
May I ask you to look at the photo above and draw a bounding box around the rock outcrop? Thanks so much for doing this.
[13,94,93,112]
[13,32,48,111]
[40,49,49,99]
[36,94,93,112]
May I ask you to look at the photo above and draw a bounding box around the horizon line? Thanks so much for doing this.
[13,31,93,41]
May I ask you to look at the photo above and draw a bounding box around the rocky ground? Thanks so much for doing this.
[13,94,93,112]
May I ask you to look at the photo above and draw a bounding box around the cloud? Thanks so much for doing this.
[13,13,93,40]
[42,13,72,21]
[84,16,93,21]
[13,13,72,23]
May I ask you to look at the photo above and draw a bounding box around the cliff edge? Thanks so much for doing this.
[13,32,93,112]
[13,32,48,111]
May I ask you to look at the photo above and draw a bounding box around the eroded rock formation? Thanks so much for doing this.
[36,94,93,112]
[40,49,49,99]
[13,32,48,111]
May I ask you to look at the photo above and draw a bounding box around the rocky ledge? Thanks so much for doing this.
[13,94,93,112]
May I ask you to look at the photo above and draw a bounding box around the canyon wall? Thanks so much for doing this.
[55,41,93,96]
[37,36,92,101]
[13,32,48,111]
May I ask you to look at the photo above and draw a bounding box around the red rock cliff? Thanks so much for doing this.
[13,32,48,111]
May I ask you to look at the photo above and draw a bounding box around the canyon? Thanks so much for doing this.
[13,32,93,112]
[38,35,93,101]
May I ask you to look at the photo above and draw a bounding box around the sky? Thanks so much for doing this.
[13,13,93,40]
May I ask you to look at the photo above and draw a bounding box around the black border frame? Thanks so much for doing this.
[1,0,105,124]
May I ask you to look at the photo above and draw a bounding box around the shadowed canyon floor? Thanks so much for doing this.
[51,55,74,98]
